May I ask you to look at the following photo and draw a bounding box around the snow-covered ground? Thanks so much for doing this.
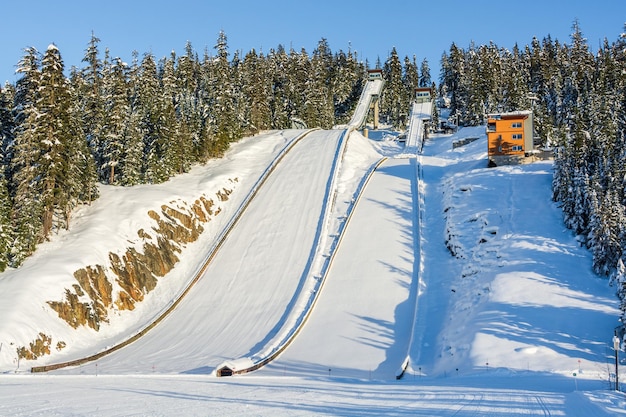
[1,118,625,415]
[50,129,348,376]
[259,157,417,380]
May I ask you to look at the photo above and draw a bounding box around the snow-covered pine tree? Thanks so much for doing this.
[267,45,291,129]
[100,55,129,184]
[287,48,311,127]
[500,44,530,112]
[403,55,419,101]
[206,30,241,156]
[66,68,99,220]
[121,51,145,186]
[430,81,439,128]
[0,173,11,271]
[0,85,13,159]
[161,52,194,176]
[615,258,626,320]
[442,43,467,125]
[9,47,43,265]
[305,38,335,129]
[382,47,405,128]
[137,52,168,183]
[419,57,431,88]
[332,48,363,124]
[0,86,13,271]
[79,33,105,176]
[175,41,205,164]
[36,44,86,236]
[588,187,624,275]
[242,48,271,134]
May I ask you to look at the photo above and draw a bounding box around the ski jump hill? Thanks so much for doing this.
[405,100,433,154]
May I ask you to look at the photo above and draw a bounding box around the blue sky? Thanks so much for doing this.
[1,0,624,85]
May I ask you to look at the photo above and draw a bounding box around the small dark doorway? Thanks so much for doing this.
[217,366,233,377]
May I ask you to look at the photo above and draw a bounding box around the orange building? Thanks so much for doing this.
[486,111,534,163]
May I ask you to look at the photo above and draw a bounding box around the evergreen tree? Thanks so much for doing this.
[10,47,42,265]
[267,45,292,129]
[305,38,335,128]
[66,71,99,218]
[205,30,240,155]
[0,85,13,161]
[419,57,431,87]
[242,48,271,134]
[382,47,405,128]
[403,55,419,101]
[122,51,145,185]
[0,173,11,271]
[332,48,363,124]
[36,44,79,236]
[79,33,105,174]
[137,52,168,183]
[101,55,129,184]
[287,48,311,127]
[0,86,13,270]
[443,43,468,125]
[175,41,205,163]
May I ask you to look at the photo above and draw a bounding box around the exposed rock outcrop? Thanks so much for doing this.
[18,181,238,361]
[17,333,52,361]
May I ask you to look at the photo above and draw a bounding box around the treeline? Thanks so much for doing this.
[440,22,626,318]
[0,31,427,270]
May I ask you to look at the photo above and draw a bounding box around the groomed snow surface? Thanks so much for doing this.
[1,124,626,416]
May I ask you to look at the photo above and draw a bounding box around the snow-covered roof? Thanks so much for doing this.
[487,110,532,119]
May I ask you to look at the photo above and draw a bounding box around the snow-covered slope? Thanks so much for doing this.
[0,123,623,416]
[260,157,417,380]
[408,127,618,381]
[0,130,308,371]
[58,129,348,375]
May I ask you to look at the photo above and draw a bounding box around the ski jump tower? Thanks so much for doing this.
[338,69,385,131]
[365,69,383,130]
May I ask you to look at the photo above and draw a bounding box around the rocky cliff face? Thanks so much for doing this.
[18,180,237,361]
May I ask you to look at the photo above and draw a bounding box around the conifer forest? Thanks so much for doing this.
[2,24,626,320]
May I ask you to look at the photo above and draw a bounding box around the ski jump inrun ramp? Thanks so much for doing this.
[336,78,384,129]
